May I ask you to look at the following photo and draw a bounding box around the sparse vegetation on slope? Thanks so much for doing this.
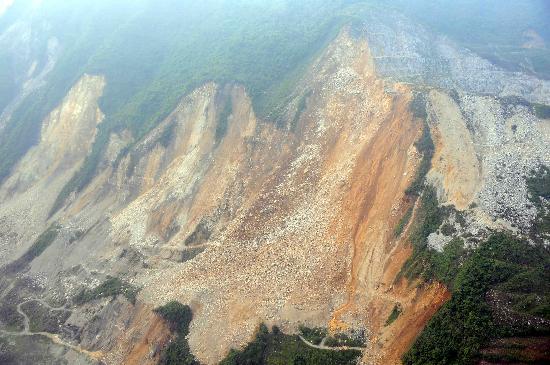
[533,104,550,119]
[527,165,550,241]
[73,276,139,305]
[405,121,435,197]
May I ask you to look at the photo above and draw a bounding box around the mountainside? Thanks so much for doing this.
[0,1,549,365]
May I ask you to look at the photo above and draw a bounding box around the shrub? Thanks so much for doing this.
[1,224,60,275]
[220,324,360,365]
[405,122,435,197]
[154,301,198,365]
[73,276,139,305]
[299,325,327,345]
[154,301,193,336]
[160,337,198,365]
[385,304,402,326]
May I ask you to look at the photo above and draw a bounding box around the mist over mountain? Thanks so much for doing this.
[0,1,549,364]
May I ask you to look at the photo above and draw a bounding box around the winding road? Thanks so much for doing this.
[298,335,365,352]
[0,298,101,361]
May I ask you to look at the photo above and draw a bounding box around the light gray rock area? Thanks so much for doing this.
[354,11,550,247]
[357,12,550,105]
[458,93,550,233]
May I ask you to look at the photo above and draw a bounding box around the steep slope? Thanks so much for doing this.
[0,3,549,365]
[0,74,105,265]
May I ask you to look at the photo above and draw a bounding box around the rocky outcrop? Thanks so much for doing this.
[0,74,105,266]
[359,11,550,105]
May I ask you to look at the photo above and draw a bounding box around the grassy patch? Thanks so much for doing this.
[385,304,402,326]
[220,324,361,365]
[73,276,139,305]
[154,301,198,365]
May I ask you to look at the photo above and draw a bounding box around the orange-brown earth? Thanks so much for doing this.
[0,29,454,364]
[105,31,445,363]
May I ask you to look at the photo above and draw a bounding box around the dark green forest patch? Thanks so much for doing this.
[154,301,198,365]
[220,324,361,365]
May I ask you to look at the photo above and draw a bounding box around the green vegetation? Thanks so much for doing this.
[73,276,139,305]
[154,301,198,365]
[154,301,193,336]
[25,224,61,260]
[221,324,361,365]
[0,1,377,210]
[299,325,327,345]
[0,300,24,332]
[323,333,365,348]
[533,103,550,119]
[398,162,550,364]
[216,97,233,144]
[21,300,71,334]
[405,122,435,197]
[526,165,550,241]
[398,186,445,282]
[385,304,402,326]
[403,233,550,365]
[394,207,413,237]
[159,121,177,149]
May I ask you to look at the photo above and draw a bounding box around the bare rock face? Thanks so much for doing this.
[0,74,105,265]
[358,11,550,105]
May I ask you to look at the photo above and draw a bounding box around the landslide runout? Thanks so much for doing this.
[0,12,549,365]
